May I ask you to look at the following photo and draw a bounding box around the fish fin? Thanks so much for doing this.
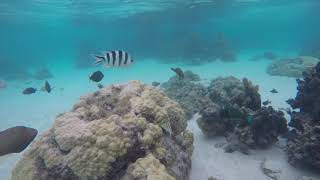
[91,54,105,66]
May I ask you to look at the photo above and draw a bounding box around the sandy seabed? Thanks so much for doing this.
[1,51,319,180]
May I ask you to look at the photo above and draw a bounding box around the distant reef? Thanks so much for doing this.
[286,62,320,170]
[11,81,193,180]
[267,56,320,78]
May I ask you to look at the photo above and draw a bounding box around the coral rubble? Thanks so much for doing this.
[286,62,320,170]
[11,81,193,180]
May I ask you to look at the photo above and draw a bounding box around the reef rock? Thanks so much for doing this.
[286,62,320,170]
[267,56,320,78]
[197,76,287,151]
[162,70,211,119]
[207,76,261,111]
[11,81,193,180]
[234,106,288,148]
[197,76,261,137]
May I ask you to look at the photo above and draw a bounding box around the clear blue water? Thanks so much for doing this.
[0,1,320,180]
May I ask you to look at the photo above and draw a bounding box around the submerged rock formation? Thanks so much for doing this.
[12,81,193,180]
[197,76,287,151]
[234,107,287,148]
[197,76,262,137]
[162,70,211,119]
[286,62,320,170]
[267,56,320,78]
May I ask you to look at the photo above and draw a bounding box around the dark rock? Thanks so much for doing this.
[235,107,288,148]
[286,62,320,170]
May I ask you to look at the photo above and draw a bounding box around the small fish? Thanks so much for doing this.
[22,87,37,95]
[171,67,184,80]
[0,126,38,156]
[97,83,104,89]
[44,81,51,93]
[246,115,254,124]
[93,50,134,68]
[152,81,161,87]
[263,52,277,60]
[90,71,104,82]
[159,121,172,135]
[270,88,278,94]
[262,100,271,106]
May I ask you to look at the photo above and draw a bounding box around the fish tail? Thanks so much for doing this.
[92,55,105,66]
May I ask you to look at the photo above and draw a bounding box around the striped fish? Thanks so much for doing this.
[93,50,134,68]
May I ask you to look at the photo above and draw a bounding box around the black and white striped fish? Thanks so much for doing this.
[93,50,134,67]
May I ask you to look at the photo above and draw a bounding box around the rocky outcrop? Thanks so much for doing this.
[197,76,262,137]
[267,56,320,78]
[162,70,211,119]
[234,107,287,148]
[286,62,320,170]
[197,76,287,151]
[11,81,193,180]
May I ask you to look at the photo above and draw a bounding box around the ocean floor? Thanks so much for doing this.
[0,51,319,180]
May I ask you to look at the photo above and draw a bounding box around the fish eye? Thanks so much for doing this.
[131,59,134,62]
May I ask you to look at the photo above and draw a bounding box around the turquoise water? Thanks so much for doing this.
[1,1,320,180]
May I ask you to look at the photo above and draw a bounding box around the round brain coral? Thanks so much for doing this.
[11,81,193,180]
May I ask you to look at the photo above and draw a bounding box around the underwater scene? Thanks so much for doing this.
[1,0,320,179]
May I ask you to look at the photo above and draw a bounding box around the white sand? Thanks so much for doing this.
[0,51,319,180]
[188,114,320,180]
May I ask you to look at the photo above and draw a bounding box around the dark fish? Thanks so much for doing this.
[152,81,161,87]
[270,88,278,94]
[90,71,104,82]
[97,83,104,89]
[44,81,51,93]
[22,87,37,95]
[262,100,271,106]
[171,67,184,80]
[263,52,277,60]
[0,126,38,156]
[93,50,134,68]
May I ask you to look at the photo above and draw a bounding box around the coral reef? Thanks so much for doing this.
[11,81,193,180]
[162,70,210,119]
[197,76,261,137]
[207,77,261,111]
[267,56,320,78]
[286,62,320,170]
[197,76,287,151]
[234,107,287,148]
